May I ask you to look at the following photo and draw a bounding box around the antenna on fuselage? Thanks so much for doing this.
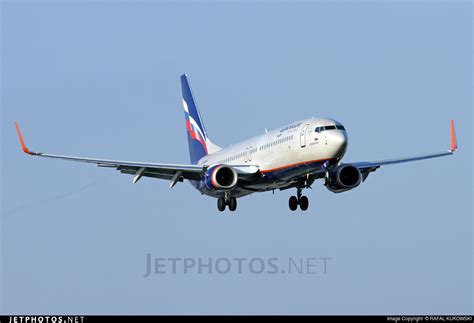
[264,128,268,133]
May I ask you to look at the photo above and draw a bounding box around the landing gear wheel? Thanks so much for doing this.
[217,197,226,212]
[289,196,298,211]
[299,196,309,211]
[228,197,237,211]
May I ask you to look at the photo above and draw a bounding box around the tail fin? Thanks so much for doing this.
[181,74,220,164]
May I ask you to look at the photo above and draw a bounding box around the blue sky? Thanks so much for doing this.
[1,0,472,314]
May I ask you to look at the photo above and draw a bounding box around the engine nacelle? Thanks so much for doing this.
[205,165,238,190]
[325,164,362,193]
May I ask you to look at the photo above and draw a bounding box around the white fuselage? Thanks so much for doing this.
[196,117,348,196]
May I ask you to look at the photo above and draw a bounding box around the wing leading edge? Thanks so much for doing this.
[350,120,458,179]
[15,122,204,186]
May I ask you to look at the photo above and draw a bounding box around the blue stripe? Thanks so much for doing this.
[181,74,208,164]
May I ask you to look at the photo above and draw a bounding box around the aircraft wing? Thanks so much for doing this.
[15,123,205,186]
[349,120,458,181]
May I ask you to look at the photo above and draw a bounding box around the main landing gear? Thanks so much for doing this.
[289,187,309,211]
[217,195,237,212]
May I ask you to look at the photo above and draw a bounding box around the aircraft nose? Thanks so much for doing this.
[333,131,347,144]
[329,131,348,154]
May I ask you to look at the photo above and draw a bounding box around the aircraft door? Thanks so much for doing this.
[300,124,309,148]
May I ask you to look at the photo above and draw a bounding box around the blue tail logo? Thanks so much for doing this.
[181,74,209,164]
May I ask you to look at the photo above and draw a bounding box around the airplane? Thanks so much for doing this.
[15,74,458,212]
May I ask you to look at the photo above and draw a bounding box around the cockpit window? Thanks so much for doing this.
[316,125,345,132]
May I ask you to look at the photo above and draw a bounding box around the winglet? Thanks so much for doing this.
[450,119,457,152]
[15,122,33,155]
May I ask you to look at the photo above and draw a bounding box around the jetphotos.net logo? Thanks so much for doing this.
[8,317,84,323]
[143,254,332,277]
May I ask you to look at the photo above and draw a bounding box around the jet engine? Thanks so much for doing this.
[205,165,238,190]
[325,164,362,193]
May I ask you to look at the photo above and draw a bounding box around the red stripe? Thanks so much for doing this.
[185,119,208,154]
[260,158,334,174]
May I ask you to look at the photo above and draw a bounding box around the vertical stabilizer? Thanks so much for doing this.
[181,74,220,164]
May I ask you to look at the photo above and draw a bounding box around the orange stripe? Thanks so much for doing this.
[260,158,333,174]
[15,122,32,155]
[450,119,457,151]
